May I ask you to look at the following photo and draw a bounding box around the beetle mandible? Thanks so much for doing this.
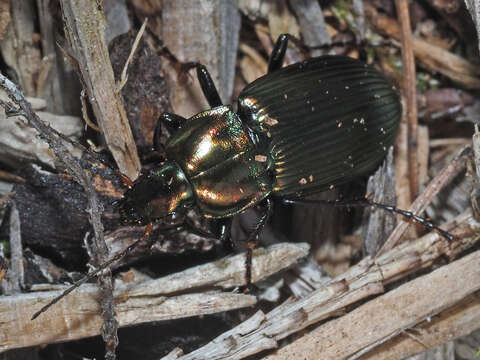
[118,34,401,285]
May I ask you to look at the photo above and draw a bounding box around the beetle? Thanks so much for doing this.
[118,34,401,283]
[32,34,454,319]
[34,34,449,319]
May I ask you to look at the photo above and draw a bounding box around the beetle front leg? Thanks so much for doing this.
[182,62,223,108]
[244,197,274,291]
[210,218,233,242]
[160,216,233,243]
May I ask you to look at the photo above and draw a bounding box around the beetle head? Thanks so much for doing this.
[118,161,194,225]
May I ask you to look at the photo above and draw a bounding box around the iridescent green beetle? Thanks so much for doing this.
[34,36,459,320]
[120,34,400,234]
[117,34,401,288]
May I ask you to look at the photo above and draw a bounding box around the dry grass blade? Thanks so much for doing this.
[0,72,115,357]
[162,210,480,360]
[365,3,480,88]
[117,18,148,92]
[59,0,141,180]
[395,0,419,201]
[0,243,309,352]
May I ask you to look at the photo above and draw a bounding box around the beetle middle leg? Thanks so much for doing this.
[149,33,223,108]
[268,34,305,73]
[244,197,274,291]
[181,62,223,108]
[211,218,233,242]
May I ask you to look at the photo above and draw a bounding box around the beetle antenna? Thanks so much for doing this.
[31,223,154,320]
[282,197,454,242]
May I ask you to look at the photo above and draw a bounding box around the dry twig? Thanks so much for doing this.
[0,72,116,358]
[162,209,480,359]
[59,0,141,180]
[0,243,309,352]
[264,250,480,360]
[0,203,23,295]
[117,18,148,92]
[0,170,24,183]
[358,292,480,359]
[378,146,470,255]
[365,3,480,88]
[56,3,144,357]
[395,0,419,200]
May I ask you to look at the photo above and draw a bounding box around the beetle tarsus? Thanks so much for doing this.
[364,199,455,242]
[283,198,455,242]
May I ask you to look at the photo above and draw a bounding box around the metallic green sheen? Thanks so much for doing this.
[238,55,401,197]
[166,106,271,218]
[119,161,194,224]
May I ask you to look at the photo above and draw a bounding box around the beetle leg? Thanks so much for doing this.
[196,64,223,107]
[268,34,289,73]
[159,217,232,243]
[151,113,187,161]
[283,198,455,242]
[181,62,223,108]
[244,197,274,291]
[177,217,222,239]
[203,218,233,242]
[213,218,233,242]
[268,34,307,73]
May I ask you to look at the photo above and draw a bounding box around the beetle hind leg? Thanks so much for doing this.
[244,197,274,292]
[282,198,455,242]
